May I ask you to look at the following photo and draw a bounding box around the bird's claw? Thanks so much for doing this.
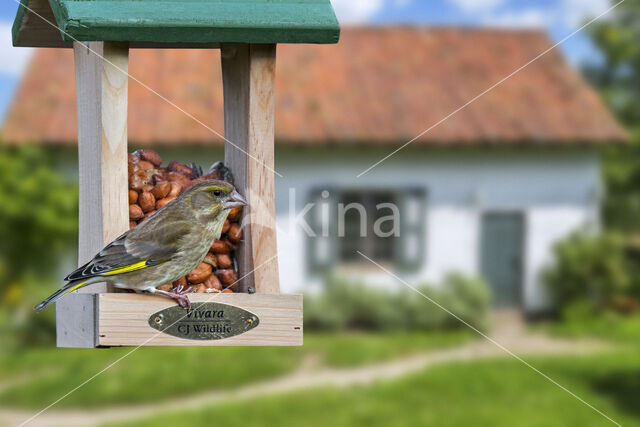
[174,285,193,309]
[175,294,191,309]
[155,285,193,309]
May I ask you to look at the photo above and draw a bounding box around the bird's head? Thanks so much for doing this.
[185,180,247,217]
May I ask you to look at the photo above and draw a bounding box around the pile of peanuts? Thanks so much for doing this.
[128,149,243,294]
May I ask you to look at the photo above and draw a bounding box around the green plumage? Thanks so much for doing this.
[35,180,247,311]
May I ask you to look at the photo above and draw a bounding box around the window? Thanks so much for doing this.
[307,187,426,272]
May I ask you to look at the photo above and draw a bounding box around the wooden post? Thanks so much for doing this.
[57,41,129,348]
[221,43,280,293]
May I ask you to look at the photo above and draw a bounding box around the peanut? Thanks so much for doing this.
[216,269,237,287]
[187,262,212,284]
[157,283,173,292]
[216,254,232,269]
[203,252,217,268]
[128,189,138,204]
[139,191,156,213]
[129,221,137,229]
[168,160,194,177]
[156,196,175,210]
[152,182,171,199]
[222,219,230,234]
[137,160,155,171]
[128,153,140,163]
[196,283,207,293]
[167,172,191,187]
[204,274,222,290]
[136,149,162,167]
[129,204,143,220]
[152,174,167,185]
[141,210,156,222]
[222,288,234,293]
[227,206,242,222]
[227,223,243,243]
[175,164,194,177]
[168,182,182,198]
[210,240,229,254]
[129,173,145,190]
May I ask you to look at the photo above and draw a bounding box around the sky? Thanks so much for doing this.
[0,0,614,122]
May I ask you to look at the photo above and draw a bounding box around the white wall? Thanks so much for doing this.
[272,147,601,312]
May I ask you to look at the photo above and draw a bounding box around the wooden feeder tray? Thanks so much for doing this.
[13,0,339,347]
[98,293,302,346]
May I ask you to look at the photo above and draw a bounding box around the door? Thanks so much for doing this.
[480,213,524,308]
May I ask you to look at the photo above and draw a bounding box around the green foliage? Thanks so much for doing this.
[438,273,491,330]
[586,1,640,127]
[547,300,640,342]
[0,146,77,298]
[305,273,490,332]
[544,232,631,312]
[601,131,640,233]
[0,145,77,346]
[585,2,640,232]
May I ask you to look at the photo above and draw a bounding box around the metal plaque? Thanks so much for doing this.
[148,302,259,340]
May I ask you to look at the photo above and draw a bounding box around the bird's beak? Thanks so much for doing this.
[224,189,248,209]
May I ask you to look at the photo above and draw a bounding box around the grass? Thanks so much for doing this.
[114,348,640,427]
[303,330,470,367]
[0,331,471,409]
[544,312,640,343]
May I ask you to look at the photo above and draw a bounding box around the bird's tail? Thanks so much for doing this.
[34,280,88,312]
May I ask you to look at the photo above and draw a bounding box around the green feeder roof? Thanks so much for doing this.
[13,0,340,48]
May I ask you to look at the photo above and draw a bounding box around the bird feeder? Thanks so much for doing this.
[12,0,339,347]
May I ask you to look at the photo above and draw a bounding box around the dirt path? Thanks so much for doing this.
[0,329,608,427]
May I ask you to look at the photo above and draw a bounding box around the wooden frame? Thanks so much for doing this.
[57,41,129,347]
[221,43,279,293]
[57,41,302,348]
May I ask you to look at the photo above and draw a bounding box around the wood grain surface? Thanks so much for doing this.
[98,293,303,346]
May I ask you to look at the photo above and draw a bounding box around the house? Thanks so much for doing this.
[3,27,626,312]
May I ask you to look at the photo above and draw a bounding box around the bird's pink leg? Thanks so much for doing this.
[154,286,193,308]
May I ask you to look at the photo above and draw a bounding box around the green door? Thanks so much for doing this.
[480,213,524,307]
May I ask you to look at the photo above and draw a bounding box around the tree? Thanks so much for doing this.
[585,1,640,233]
[0,145,77,304]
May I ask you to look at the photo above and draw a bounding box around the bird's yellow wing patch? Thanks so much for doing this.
[102,260,150,276]
[62,280,88,296]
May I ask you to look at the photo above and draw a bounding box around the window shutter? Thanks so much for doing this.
[395,188,426,271]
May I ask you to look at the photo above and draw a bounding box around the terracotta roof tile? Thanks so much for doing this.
[2,27,627,146]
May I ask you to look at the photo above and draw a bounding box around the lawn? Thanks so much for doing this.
[0,331,470,409]
[115,348,640,427]
[543,310,640,343]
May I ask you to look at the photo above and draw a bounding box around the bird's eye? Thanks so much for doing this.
[212,190,222,197]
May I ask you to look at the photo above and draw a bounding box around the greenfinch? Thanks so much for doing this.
[35,180,247,311]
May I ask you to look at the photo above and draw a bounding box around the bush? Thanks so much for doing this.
[544,231,631,314]
[0,146,77,301]
[305,273,491,332]
[439,273,491,331]
[0,146,77,347]
[304,278,402,331]
[547,300,640,342]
